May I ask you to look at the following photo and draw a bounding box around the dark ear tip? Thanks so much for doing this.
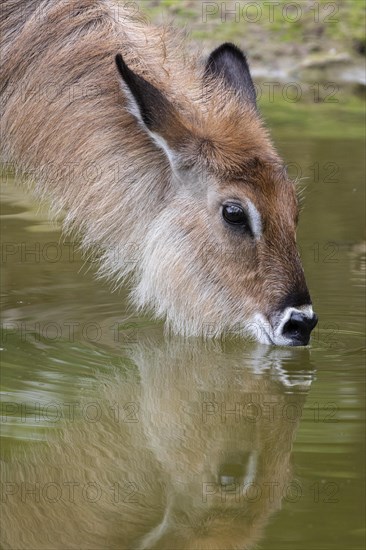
[115,53,129,79]
[205,42,255,106]
[116,52,128,69]
[219,42,242,52]
[115,53,123,68]
[209,42,246,59]
[206,43,250,73]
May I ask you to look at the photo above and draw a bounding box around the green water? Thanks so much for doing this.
[0,95,365,549]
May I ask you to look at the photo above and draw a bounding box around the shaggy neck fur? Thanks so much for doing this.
[1,0,293,338]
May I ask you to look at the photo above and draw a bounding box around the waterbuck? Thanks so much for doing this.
[0,0,318,345]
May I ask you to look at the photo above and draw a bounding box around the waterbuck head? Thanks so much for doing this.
[115,43,318,346]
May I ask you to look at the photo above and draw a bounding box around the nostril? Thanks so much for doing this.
[282,311,318,345]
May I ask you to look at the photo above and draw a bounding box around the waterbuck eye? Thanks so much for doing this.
[222,203,250,228]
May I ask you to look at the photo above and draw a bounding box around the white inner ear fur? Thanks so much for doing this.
[149,131,179,168]
[120,82,143,123]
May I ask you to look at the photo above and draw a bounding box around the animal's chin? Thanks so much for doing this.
[258,331,310,347]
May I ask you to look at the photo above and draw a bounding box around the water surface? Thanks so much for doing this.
[0,96,365,549]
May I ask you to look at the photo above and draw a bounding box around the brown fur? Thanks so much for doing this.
[0,0,314,343]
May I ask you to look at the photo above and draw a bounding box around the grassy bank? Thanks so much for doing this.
[143,0,365,54]
[139,1,365,86]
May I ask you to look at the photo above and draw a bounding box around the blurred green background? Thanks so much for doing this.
[1,2,365,549]
[137,0,366,136]
[142,0,365,80]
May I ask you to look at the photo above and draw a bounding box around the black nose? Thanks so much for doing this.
[282,311,318,346]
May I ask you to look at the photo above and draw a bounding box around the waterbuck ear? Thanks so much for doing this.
[205,43,256,106]
[115,53,189,162]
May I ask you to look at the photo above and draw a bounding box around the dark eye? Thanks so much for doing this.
[222,203,249,227]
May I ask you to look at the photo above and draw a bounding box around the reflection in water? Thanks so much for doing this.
[1,100,365,550]
[1,340,315,549]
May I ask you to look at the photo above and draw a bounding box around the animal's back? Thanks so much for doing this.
[0,1,185,266]
[1,0,122,169]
